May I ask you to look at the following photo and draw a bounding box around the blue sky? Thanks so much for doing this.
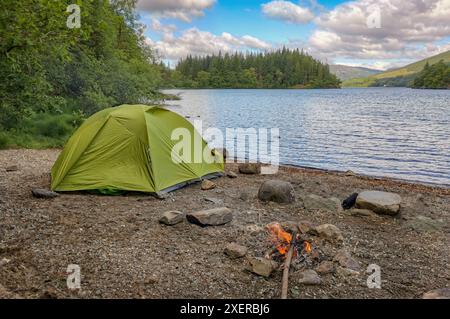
[137,0,450,70]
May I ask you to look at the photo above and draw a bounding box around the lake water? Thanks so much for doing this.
[165,88,450,186]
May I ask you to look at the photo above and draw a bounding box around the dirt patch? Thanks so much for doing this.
[0,149,449,298]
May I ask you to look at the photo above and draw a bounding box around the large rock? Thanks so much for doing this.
[187,207,232,226]
[303,194,341,212]
[298,270,322,285]
[159,211,185,226]
[355,190,401,215]
[238,163,261,174]
[314,224,344,243]
[423,288,450,299]
[247,257,277,277]
[224,243,247,259]
[258,180,295,204]
[32,188,59,199]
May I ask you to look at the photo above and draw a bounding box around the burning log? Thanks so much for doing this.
[266,222,314,299]
[281,230,298,299]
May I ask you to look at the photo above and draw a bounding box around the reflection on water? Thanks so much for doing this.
[164,88,450,186]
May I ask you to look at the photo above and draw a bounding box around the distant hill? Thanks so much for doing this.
[329,64,381,81]
[343,50,450,87]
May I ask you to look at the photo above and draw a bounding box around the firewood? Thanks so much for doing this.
[281,230,298,299]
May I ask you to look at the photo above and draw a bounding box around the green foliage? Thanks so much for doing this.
[411,60,450,89]
[0,0,164,148]
[173,48,341,89]
[0,132,10,149]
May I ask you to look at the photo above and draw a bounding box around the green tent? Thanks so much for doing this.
[51,104,224,195]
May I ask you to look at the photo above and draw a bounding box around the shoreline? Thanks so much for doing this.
[279,163,450,192]
[2,147,449,191]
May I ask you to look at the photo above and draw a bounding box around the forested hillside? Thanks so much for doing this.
[167,49,341,89]
[411,61,450,89]
[0,0,164,148]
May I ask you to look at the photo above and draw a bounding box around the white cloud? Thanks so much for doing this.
[262,1,314,24]
[149,28,272,62]
[137,0,216,22]
[308,0,450,61]
[150,18,177,34]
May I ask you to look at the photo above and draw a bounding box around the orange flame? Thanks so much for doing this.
[303,241,312,254]
[266,223,292,255]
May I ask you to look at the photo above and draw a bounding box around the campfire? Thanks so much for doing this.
[265,222,321,299]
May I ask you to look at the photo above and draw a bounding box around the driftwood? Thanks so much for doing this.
[281,230,298,299]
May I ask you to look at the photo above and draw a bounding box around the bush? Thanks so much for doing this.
[29,114,72,139]
[0,132,10,149]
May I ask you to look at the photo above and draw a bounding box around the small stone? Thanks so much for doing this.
[315,261,335,275]
[356,190,401,215]
[298,220,315,234]
[32,188,59,199]
[201,180,216,190]
[204,197,223,205]
[226,171,237,178]
[247,257,277,277]
[187,207,233,226]
[0,258,11,267]
[159,211,184,226]
[423,288,450,299]
[348,208,378,218]
[298,270,322,285]
[238,163,261,174]
[224,243,247,259]
[5,165,18,172]
[333,249,360,271]
[314,224,344,243]
[258,180,295,204]
[345,170,356,176]
[144,274,159,284]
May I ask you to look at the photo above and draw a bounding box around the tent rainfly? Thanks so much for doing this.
[51,104,224,196]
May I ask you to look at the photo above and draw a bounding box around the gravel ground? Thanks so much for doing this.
[0,149,449,299]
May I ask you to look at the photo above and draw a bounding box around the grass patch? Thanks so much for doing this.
[0,112,84,149]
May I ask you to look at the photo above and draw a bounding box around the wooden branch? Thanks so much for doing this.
[281,230,298,299]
